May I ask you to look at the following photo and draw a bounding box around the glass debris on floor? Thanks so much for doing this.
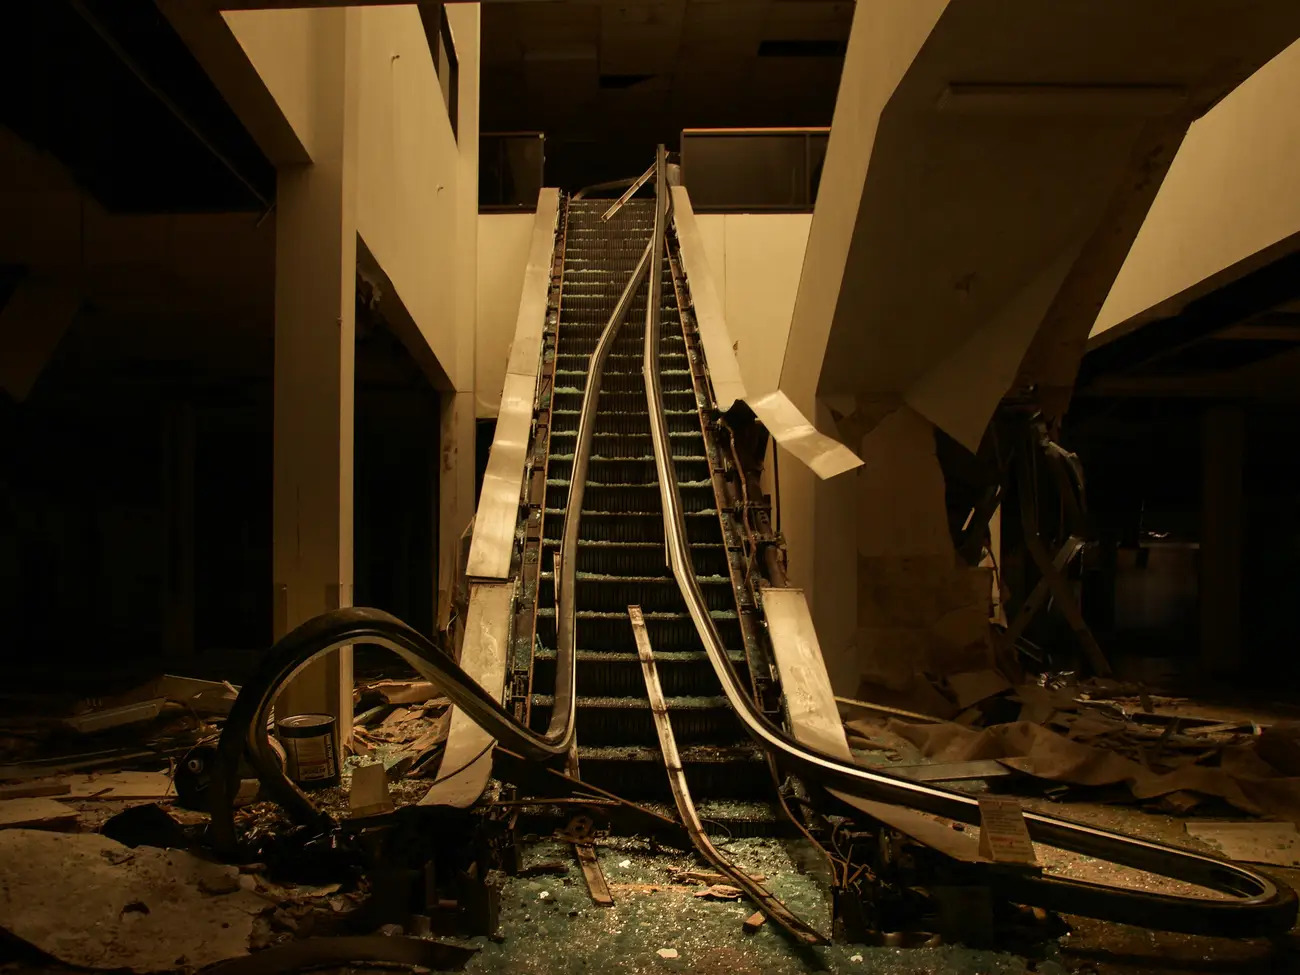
[1,666,1299,974]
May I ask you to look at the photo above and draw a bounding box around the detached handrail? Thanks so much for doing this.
[601,163,656,222]
[209,608,573,849]
[640,151,1296,936]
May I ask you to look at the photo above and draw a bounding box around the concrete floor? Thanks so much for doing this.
[438,808,1300,975]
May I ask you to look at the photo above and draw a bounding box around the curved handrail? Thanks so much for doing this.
[209,608,570,849]
[211,202,653,849]
[642,184,1297,937]
[207,167,1298,939]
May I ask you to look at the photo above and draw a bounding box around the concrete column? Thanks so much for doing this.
[808,402,995,711]
[1200,405,1245,674]
[272,9,360,737]
[437,390,476,633]
[436,3,480,638]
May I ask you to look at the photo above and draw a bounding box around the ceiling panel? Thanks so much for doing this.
[480,0,847,185]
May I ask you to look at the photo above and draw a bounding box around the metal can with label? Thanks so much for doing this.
[276,713,340,788]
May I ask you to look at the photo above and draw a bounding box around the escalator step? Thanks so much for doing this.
[532,648,747,698]
[525,197,773,821]
[546,455,711,485]
[539,539,730,577]
[531,694,743,746]
[544,480,715,514]
[547,430,703,460]
[535,607,743,654]
[574,744,772,800]
[543,509,723,544]
[535,571,737,613]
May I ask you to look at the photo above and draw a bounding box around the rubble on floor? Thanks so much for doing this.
[1,661,1298,974]
[0,669,463,973]
[458,836,1037,975]
[842,670,1300,823]
[0,829,269,971]
[1184,820,1300,867]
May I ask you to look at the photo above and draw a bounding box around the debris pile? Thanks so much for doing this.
[842,673,1300,824]
[0,829,269,971]
[351,680,451,780]
[0,672,469,973]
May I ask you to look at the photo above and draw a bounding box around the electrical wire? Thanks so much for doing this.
[424,740,494,789]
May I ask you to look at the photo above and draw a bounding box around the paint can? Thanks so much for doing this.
[276,713,340,788]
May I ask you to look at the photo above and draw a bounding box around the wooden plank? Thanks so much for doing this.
[891,760,1013,782]
[574,843,614,907]
[0,798,79,831]
[0,782,70,801]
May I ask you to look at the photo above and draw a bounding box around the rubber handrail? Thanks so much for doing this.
[644,189,1297,939]
[210,211,652,849]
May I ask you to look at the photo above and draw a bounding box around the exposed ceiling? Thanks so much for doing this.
[808,0,1300,414]
[0,0,273,213]
[1076,253,1300,401]
[479,0,852,187]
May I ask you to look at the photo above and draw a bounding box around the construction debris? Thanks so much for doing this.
[62,676,239,735]
[356,679,446,707]
[64,699,167,734]
[575,839,615,907]
[347,761,395,819]
[0,830,270,971]
[885,717,1300,822]
[0,781,70,800]
[0,796,78,830]
[694,884,744,900]
[842,669,1300,825]
[1185,821,1300,868]
[65,770,176,801]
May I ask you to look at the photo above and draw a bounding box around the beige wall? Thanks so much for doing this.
[471,209,809,420]
[223,10,323,159]
[449,3,480,393]
[475,212,535,417]
[227,6,479,392]
[222,6,482,684]
[1093,38,1300,338]
[779,0,952,414]
[695,213,812,395]
[354,5,463,388]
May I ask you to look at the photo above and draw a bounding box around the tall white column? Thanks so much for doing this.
[271,9,360,739]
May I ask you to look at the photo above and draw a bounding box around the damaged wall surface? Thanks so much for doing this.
[778,0,1300,703]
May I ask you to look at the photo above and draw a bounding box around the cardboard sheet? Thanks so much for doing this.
[889,718,1300,824]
